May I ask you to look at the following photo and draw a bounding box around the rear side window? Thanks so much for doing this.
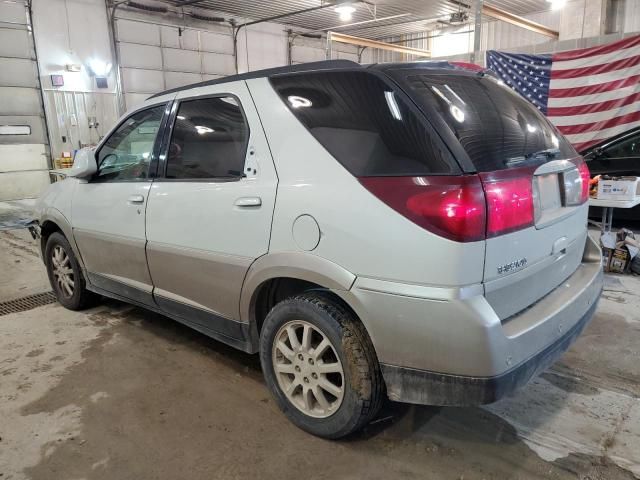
[270,71,458,176]
[166,96,248,179]
[404,73,577,172]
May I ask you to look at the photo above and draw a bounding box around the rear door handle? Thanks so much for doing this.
[128,194,145,204]
[235,196,262,207]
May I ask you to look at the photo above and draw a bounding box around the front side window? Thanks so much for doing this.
[96,105,164,181]
[270,71,458,177]
[165,96,249,179]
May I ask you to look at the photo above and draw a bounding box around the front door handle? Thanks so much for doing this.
[235,196,262,207]
[128,194,145,204]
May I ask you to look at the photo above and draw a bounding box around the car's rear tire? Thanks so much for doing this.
[44,232,98,310]
[260,292,384,439]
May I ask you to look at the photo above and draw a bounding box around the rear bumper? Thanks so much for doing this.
[338,234,603,406]
[379,298,599,406]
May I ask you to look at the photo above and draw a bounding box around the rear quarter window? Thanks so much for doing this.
[269,70,459,177]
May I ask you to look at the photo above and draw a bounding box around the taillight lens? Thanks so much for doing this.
[480,169,535,237]
[360,169,538,242]
[359,176,486,242]
[574,158,590,204]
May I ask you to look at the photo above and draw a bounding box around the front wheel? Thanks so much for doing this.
[260,293,383,439]
[44,232,98,310]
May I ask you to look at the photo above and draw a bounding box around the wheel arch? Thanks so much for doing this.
[241,252,360,351]
[39,208,86,272]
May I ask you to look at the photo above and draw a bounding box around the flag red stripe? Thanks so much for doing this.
[548,74,640,98]
[556,111,640,135]
[553,34,640,61]
[550,54,640,79]
[547,92,640,116]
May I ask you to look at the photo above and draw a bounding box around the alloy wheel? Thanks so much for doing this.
[51,245,74,298]
[272,320,345,418]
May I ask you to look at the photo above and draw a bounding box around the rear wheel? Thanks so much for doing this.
[260,292,383,438]
[44,232,98,310]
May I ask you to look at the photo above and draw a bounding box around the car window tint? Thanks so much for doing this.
[269,71,459,177]
[166,96,249,179]
[403,73,577,172]
[604,132,640,157]
[96,105,164,181]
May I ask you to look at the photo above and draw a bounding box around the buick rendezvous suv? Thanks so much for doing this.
[35,60,603,438]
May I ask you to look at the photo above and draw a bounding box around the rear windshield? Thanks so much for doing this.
[269,71,459,176]
[403,73,577,172]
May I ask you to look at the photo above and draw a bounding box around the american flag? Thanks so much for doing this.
[486,35,640,152]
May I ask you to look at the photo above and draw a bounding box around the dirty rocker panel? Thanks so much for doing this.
[380,296,601,406]
[86,273,252,352]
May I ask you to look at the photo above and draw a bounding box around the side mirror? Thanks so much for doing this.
[593,147,604,158]
[67,148,97,179]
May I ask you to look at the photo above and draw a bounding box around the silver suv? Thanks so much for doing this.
[36,60,603,438]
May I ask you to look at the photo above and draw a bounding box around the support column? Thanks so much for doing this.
[471,0,483,64]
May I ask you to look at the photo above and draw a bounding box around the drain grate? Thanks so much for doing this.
[0,291,57,316]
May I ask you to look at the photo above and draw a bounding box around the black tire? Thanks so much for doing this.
[44,232,98,310]
[259,292,384,439]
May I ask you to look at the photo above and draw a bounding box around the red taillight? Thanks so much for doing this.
[359,176,486,242]
[575,158,590,203]
[480,168,535,237]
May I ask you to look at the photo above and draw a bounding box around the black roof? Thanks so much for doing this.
[147,59,485,100]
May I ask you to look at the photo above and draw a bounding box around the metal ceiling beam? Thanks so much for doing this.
[328,31,431,57]
[482,4,559,38]
[447,0,559,39]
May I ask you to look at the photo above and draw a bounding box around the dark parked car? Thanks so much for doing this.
[582,127,640,221]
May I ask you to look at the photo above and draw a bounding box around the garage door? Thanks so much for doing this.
[115,14,235,110]
[0,0,49,201]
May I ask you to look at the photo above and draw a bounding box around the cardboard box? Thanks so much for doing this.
[597,176,640,200]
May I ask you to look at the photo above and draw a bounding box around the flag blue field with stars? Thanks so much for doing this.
[486,51,552,115]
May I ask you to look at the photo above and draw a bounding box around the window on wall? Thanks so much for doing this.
[165,96,249,179]
[96,105,164,181]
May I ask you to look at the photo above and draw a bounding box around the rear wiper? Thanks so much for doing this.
[524,148,560,160]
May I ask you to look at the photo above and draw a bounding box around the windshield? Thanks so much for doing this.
[403,73,577,172]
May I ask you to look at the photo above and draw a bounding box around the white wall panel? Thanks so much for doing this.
[0,29,31,58]
[292,45,326,63]
[0,87,41,116]
[119,43,163,70]
[0,1,26,23]
[117,19,161,46]
[121,68,164,94]
[164,71,202,89]
[124,93,151,111]
[200,31,234,55]
[237,22,287,72]
[162,47,201,73]
[202,52,235,75]
[624,0,640,33]
[0,58,38,87]
[160,26,200,51]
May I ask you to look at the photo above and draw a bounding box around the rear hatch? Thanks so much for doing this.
[393,69,590,320]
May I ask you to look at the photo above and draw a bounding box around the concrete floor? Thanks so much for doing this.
[1,228,639,480]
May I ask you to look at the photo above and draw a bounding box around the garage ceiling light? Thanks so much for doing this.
[335,4,356,22]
